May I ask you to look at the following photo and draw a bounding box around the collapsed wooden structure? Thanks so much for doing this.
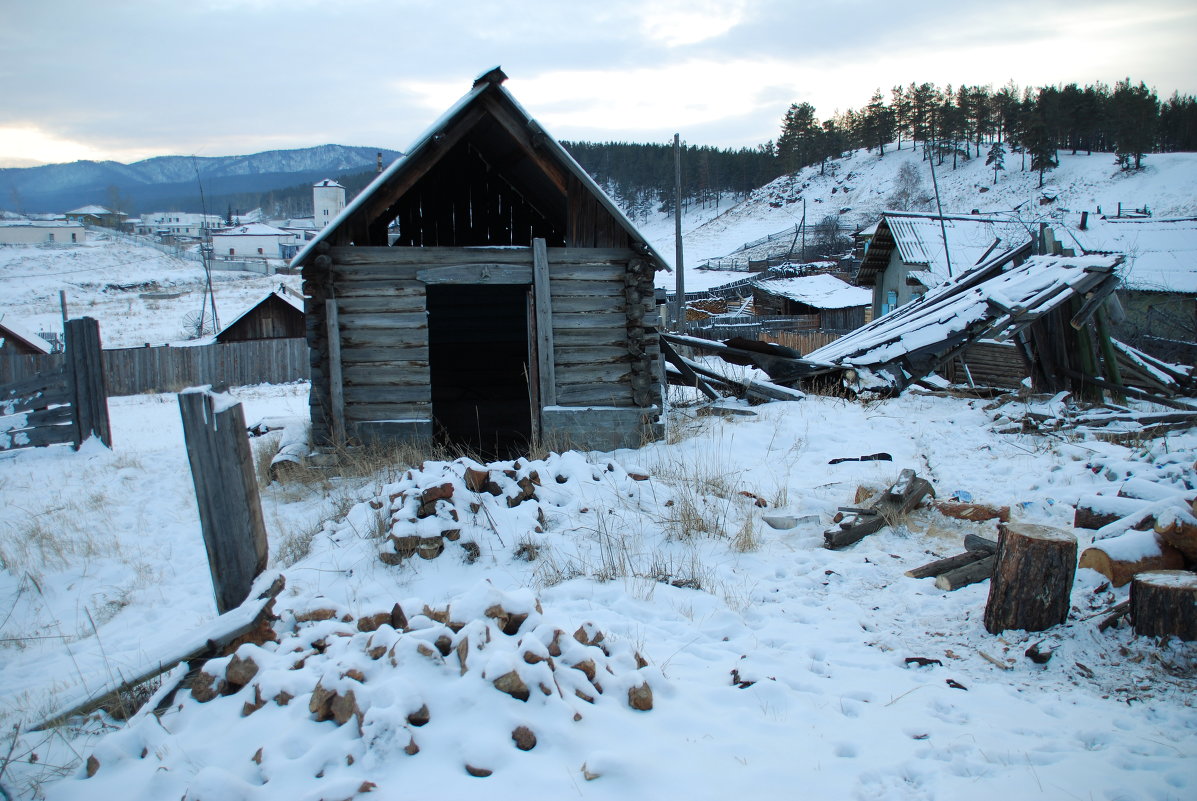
[291,69,666,455]
[667,248,1195,404]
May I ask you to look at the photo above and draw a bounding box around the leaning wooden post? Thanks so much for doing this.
[983,523,1077,634]
[179,388,268,614]
[1130,571,1197,641]
[65,317,112,448]
[325,299,347,447]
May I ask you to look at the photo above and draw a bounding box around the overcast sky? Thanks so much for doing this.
[2,0,1195,167]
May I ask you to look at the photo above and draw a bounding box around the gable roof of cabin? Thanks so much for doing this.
[292,68,668,270]
[216,288,305,339]
[0,314,52,354]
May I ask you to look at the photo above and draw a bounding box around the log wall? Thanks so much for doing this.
[304,245,661,446]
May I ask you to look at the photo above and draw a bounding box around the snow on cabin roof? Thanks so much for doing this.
[212,223,291,237]
[313,179,344,188]
[67,205,114,215]
[883,212,1034,282]
[806,252,1122,371]
[755,274,871,309]
[217,288,304,336]
[1061,216,1197,294]
[291,71,668,271]
[0,313,53,354]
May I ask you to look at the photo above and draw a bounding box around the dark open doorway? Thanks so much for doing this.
[427,284,533,458]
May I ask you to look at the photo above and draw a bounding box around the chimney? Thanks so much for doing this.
[376,152,383,173]
[1079,211,1088,230]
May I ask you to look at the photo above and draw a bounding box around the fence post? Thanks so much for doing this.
[179,388,269,614]
[65,317,112,448]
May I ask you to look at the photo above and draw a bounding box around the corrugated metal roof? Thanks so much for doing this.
[1060,217,1197,294]
[886,214,1033,282]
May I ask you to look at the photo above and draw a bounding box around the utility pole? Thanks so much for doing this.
[673,133,685,329]
[928,138,952,278]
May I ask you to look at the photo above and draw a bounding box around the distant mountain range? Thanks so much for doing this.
[0,144,403,214]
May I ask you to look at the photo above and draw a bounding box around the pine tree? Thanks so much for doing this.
[1112,78,1159,170]
[985,141,1006,185]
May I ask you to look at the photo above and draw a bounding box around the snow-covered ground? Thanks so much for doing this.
[0,232,300,349]
[0,382,1194,800]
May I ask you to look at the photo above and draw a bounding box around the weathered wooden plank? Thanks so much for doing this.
[0,368,68,403]
[24,404,76,427]
[340,328,430,349]
[417,264,533,285]
[344,402,433,421]
[326,246,634,266]
[555,345,634,365]
[552,312,629,330]
[341,346,430,364]
[532,238,556,409]
[334,295,426,315]
[1,386,71,415]
[337,312,429,330]
[66,318,111,448]
[544,263,626,282]
[178,390,268,614]
[326,300,346,446]
[342,364,431,385]
[550,280,626,298]
[344,385,431,404]
[555,384,633,406]
[0,423,76,451]
[335,281,425,298]
[551,327,630,348]
[557,361,632,383]
[551,296,625,315]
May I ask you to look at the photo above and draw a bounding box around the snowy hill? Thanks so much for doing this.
[642,147,1197,290]
[0,145,401,213]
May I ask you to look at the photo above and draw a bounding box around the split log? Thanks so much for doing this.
[934,555,996,591]
[933,501,1010,523]
[824,469,935,549]
[983,523,1077,634]
[1154,506,1197,561]
[1130,570,1197,641]
[963,534,998,553]
[906,550,989,580]
[1078,530,1185,587]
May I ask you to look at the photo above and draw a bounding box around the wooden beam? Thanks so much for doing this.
[532,238,557,408]
[325,299,347,446]
[417,263,533,285]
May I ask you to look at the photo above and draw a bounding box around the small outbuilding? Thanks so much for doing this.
[0,220,85,245]
[752,274,871,331]
[0,314,53,355]
[215,286,306,343]
[291,68,667,456]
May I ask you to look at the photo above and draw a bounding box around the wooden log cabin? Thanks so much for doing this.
[291,68,667,456]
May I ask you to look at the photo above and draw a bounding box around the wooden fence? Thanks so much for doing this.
[0,337,309,397]
[0,317,111,451]
[758,330,845,355]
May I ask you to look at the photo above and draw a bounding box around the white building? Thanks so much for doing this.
[313,179,346,228]
[210,223,298,260]
[138,212,223,238]
[0,220,86,245]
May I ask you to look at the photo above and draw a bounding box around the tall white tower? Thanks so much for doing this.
[313,179,346,229]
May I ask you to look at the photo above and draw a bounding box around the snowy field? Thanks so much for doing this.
[1,382,1194,800]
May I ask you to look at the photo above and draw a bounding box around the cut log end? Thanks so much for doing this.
[984,523,1077,635]
[1130,570,1197,641]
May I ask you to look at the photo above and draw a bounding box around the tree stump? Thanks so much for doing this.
[983,523,1077,634]
[1130,570,1197,641]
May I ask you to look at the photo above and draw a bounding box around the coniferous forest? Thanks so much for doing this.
[563,77,1197,211]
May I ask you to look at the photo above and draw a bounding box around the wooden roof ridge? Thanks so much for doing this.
[217,286,304,336]
[291,70,668,270]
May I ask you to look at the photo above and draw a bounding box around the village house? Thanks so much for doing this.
[215,285,306,343]
[137,211,223,239]
[291,68,666,456]
[1059,215,1197,361]
[856,211,1034,318]
[64,205,127,229]
[211,222,299,261]
[0,220,85,245]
